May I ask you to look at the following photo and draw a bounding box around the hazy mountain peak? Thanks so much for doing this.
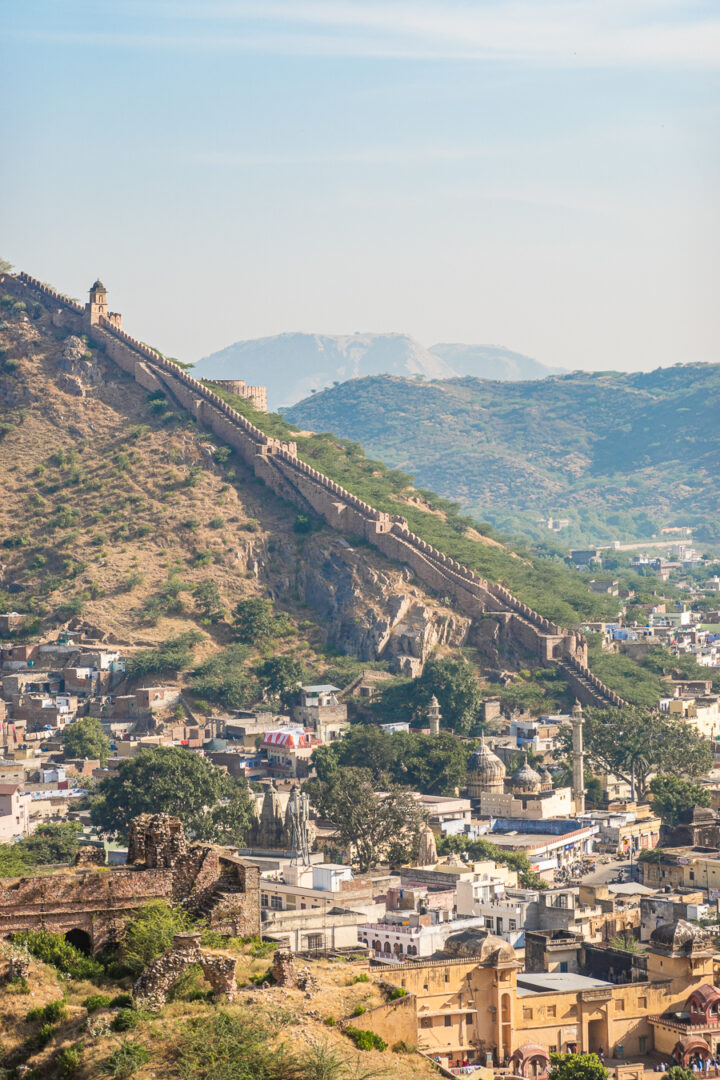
[194,331,560,410]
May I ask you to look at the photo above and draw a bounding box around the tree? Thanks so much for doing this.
[312,724,468,797]
[127,632,202,677]
[234,598,290,645]
[305,768,425,872]
[549,1053,608,1080]
[563,706,713,800]
[255,656,303,708]
[120,900,193,975]
[193,580,225,622]
[649,774,710,825]
[437,834,547,890]
[416,657,484,735]
[190,644,258,710]
[62,717,111,765]
[0,822,83,876]
[90,746,254,843]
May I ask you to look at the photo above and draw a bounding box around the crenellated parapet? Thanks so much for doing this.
[8,271,622,708]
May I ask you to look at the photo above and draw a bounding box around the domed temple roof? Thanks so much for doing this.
[650,919,704,954]
[468,736,506,782]
[441,928,515,965]
[511,756,542,793]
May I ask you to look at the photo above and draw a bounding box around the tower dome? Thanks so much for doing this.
[511,756,542,794]
[467,735,506,799]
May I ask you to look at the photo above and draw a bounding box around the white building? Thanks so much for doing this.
[0,783,31,842]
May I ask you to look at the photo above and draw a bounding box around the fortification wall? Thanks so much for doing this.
[10,272,616,705]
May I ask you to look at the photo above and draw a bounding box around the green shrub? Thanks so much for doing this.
[323,1016,336,1026]
[104,1040,150,1079]
[26,1005,45,1021]
[11,928,102,980]
[348,973,370,984]
[109,993,133,1009]
[208,516,224,529]
[351,1005,366,1016]
[111,1008,141,1032]
[83,993,112,1013]
[246,936,278,959]
[41,999,67,1022]
[389,986,407,999]
[344,1025,387,1051]
[11,930,103,980]
[392,1039,417,1053]
[33,1022,57,1049]
[213,445,232,464]
[56,1044,84,1077]
[6,975,30,994]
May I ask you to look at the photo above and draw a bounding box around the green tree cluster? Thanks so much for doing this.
[90,745,254,843]
[313,723,468,796]
[558,706,712,800]
[649,774,710,825]
[305,768,426,872]
[0,822,83,876]
[437,834,547,890]
[63,716,111,764]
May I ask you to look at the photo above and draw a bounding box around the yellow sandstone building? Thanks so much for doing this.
[360,921,720,1075]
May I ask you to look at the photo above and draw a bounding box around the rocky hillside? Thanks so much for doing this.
[194,331,558,410]
[0,297,469,678]
[285,367,720,545]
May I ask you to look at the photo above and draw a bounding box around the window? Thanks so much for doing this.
[638,997,647,1009]
[261,894,269,908]
[509,920,517,931]
[547,1006,556,1018]
[550,1046,557,1054]
[690,871,695,881]
[485,918,494,929]
[466,1014,474,1024]
[270,894,283,910]
[559,962,568,974]
[305,934,324,952]
[639,1037,648,1054]
[616,1000,625,1012]
[444,1016,452,1027]
[523,1008,533,1020]
[421,1018,432,1029]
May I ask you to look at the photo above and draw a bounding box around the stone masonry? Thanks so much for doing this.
[0,814,261,953]
[132,931,238,1010]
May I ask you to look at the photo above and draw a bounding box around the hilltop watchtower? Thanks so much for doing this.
[86,279,122,329]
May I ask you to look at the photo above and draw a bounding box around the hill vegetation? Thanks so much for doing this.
[284,366,720,545]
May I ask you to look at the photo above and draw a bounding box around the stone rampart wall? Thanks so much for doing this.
[11,272,617,705]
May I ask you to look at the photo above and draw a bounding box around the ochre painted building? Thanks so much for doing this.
[359,921,718,1074]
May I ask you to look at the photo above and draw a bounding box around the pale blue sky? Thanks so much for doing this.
[2,1,718,371]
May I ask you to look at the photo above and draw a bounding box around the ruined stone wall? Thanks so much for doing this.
[11,272,615,705]
[0,867,174,952]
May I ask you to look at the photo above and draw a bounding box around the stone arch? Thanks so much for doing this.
[133,933,237,1011]
[674,1037,712,1067]
[65,928,92,954]
[511,1044,551,1078]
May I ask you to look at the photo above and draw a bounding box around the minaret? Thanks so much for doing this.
[571,700,585,814]
[427,695,441,735]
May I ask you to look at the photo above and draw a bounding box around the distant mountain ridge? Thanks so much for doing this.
[285,364,720,545]
[194,332,559,409]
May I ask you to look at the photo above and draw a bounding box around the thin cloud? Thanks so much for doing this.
[13,0,720,66]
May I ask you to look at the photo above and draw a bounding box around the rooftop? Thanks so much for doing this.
[517,972,614,995]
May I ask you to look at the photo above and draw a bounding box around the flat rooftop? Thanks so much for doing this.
[517,973,614,995]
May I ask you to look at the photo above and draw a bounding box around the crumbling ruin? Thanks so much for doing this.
[132,931,237,1010]
[0,814,260,953]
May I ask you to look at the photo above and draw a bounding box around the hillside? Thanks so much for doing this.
[285,367,720,545]
[0,940,437,1080]
[0,274,670,708]
[195,332,559,410]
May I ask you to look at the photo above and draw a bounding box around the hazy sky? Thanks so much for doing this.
[2,1,719,371]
